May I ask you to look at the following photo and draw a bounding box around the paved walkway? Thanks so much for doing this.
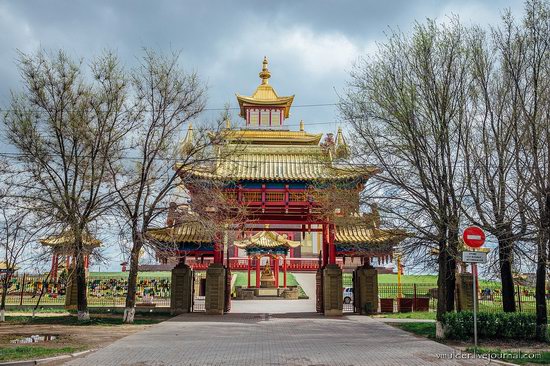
[64,313,485,366]
[231,272,317,314]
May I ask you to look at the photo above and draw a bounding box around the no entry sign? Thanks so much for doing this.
[462,226,485,248]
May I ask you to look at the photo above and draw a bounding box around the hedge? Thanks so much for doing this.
[442,311,537,340]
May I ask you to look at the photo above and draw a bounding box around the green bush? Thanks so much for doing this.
[442,311,537,340]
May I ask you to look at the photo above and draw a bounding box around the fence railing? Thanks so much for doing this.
[375,283,549,314]
[4,274,549,314]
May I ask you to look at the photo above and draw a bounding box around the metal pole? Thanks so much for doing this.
[19,273,26,306]
[472,263,478,350]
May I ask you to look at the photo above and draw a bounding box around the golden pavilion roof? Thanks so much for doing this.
[147,222,214,243]
[40,231,101,248]
[234,231,301,249]
[183,143,378,182]
[335,225,406,245]
[236,57,294,118]
[219,129,322,145]
[0,262,18,271]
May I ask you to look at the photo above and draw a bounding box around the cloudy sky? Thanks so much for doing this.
[0,0,525,270]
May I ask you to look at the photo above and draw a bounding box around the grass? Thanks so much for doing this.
[378,311,436,320]
[465,347,550,365]
[232,271,299,288]
[342,273,500,287]
[6,314,169,326]
[88,271,171,279]
[232,272,309,298]
[393,322,436,338]
[0,345,84,362]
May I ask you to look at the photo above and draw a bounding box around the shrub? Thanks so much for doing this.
[442,311,537,340]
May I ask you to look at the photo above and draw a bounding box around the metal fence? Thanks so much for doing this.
[341,280,549,314]
[192,271,206,312]
[2,274,171,308]
[4,273,548,315]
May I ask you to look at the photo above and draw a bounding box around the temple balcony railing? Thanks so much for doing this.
[222,187,321,208]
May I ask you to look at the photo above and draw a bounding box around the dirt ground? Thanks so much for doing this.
[0,312,167,364]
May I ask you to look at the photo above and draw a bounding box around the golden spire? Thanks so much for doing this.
[335,126,350,159]
[299,120,304,131]
[180,123,194,155]
[259,56,271,85]
[225,118,231,129]
[336,127,345,145]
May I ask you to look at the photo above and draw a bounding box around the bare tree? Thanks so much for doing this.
[341,18,472,336]
[3,50,131,320]
[461,26,528,312]
[495,0,550,340]
[0,200,42,321]
[108,50,210,323]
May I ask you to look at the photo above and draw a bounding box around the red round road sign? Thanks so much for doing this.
[462,226,486,248]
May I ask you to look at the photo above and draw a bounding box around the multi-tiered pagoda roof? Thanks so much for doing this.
[148,58,404,259]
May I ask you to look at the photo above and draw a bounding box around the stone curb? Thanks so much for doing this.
[0,349,96,366]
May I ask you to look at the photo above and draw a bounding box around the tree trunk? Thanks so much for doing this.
[123,233,143,324]
[0,278,8,322]
[535,234,548,341]
[497,234,516,312]
[436,239,449,338]
[75,245,89,321]
[436,232,458,339]
[445,231,458,314]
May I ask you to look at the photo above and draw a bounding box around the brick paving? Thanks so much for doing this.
[63,312,485,366]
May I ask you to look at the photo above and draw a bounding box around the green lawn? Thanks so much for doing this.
[393,322,436,338]
[464,347,550,365]
[0,346,84,362]
[89,271,171,279]
[343,273,500,287]
[377,311,436,320]
[233,271,299,288]
[6,314,169,326]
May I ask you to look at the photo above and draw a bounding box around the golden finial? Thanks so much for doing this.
[180,123,194,155]
[299,120,304,131]
[335,126,350,159]
[259,56,271,85]
[225,118,231,129]
[336,126,344,144]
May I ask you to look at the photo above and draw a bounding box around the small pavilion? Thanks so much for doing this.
[234,230,300,289]
[40,231,101,281]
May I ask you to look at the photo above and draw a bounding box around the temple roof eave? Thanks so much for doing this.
[39,231,101,248]
[236,94,295,118]
[234,231,301,250]
[146,224,214,244]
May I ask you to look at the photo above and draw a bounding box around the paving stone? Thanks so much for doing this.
[64,312,485,366]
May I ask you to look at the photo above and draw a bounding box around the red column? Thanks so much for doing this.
[274,256,279,288]
[247,256,251,288]
[283,255,287,288]
[66,255,70,270]
[328,223,336,265]
[256,256,261,288]
[84,255,89,269]
[51,254,58,281]
[213,243,222,264]
[322,224,329,267]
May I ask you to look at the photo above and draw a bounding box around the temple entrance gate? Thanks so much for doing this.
[147,58,405,317]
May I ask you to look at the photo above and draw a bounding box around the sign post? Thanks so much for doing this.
[462,226,486,350]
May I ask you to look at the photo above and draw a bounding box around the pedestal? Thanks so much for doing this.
[64,275,78,310]
[323,264,343,316]
[205,263,226,315]
[456,272,474,311]
[355,267,378,315]
[170,263,193,315]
